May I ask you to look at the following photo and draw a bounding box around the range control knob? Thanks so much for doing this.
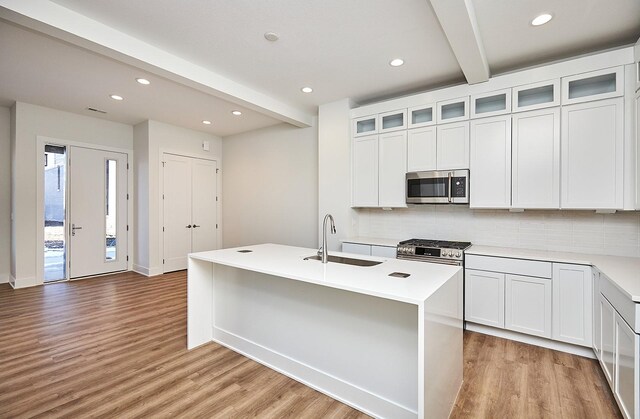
[455,251,461,257]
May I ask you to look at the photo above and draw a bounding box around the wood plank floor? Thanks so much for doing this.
[0,271,621,418]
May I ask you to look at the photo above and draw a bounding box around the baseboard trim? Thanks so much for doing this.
[132,265,163,277]
[213,327,416,419]
[12,276,38,289]
[465,323,596,359]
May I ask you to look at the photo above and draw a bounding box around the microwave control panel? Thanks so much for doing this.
[451,177,467,197]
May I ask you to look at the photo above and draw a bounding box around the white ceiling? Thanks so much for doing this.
[0,0,638,137]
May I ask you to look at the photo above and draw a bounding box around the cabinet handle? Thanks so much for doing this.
[447,172,452,203]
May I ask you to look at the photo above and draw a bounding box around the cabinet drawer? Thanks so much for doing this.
[465,254,552,278]
[600,272,640,334]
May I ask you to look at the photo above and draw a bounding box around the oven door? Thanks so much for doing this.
[406,170,469,204]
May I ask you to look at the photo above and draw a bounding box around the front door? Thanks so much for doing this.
[68,146,128,278]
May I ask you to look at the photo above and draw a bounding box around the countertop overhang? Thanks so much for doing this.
[189,243,461,305]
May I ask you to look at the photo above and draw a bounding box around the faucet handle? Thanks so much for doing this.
[317,246,323,257]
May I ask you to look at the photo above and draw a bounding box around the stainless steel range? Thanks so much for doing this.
[396,239,472,266]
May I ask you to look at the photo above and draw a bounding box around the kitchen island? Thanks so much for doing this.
[187,243,463,419]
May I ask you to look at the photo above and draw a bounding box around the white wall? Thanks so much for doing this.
[222,121,318,249]
[134,120,222,276]
[11,102,133,288]
[318,99,356,251]
[0,107,10,283]
[357,207,640,257]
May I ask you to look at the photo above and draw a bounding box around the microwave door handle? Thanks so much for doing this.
[447,172,452,203]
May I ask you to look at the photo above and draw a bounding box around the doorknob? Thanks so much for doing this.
[71,224,83,236]
[186,225,192,228]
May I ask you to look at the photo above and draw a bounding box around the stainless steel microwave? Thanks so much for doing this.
[406,170,470,204]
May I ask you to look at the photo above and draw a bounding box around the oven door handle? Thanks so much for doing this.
[447,172,452,203]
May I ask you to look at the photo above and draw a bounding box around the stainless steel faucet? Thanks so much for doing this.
[318,214,337,263]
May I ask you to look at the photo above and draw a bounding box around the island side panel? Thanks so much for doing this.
[187,257,214,350]
[421,269,463,419]
[212,264,419,419]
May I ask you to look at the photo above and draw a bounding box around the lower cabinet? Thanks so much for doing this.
[593,269,602,359]
[341,242,396,258]
[505,274,552,338]
[600,294,616,387]
[615,313,638,419]
[552,264,593,347]
[464,269,505,328]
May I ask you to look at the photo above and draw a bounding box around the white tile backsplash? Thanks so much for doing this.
[356,206,640,257]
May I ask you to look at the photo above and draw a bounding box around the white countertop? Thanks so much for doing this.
[340,236,400,247]
[466,245,640,303]
[189,243,461,305]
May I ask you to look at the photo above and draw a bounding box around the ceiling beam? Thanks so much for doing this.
[429,0,490,84]
[0,0,314,127]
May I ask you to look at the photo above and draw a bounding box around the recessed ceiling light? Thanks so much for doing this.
[301,87,313,93]
[531,13,553,26]
[110,94,124,101]
[389,58,404,67]
[264,32,279,42]
[231,110,242,116]
[202,120,212,125]
[136,78,150,85]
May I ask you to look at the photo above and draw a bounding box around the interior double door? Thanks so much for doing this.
[163,153,218,273]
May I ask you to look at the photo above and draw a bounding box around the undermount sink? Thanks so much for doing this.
[303,255,382,267]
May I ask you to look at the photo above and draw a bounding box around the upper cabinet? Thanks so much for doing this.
[512,80,560,112]
[561,97,624,210]
[352,134,379,207]
[436,121,470,171]
[407,126,437,172]
[512,108,561,209]
[561,67,624,105]
[353,115,377,137]
[470,115,511,208]
[470,89,511,119]
[436,97,469,124]
[408,104,435,129]
[378,131,407,207]
[379,109,407,133]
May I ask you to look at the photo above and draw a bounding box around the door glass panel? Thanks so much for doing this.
[568,73,616,99]
[407,178,448,198]
[412,108,433,125]
[44,145,67,282]
[105,159,117,261]
[441,101,465,120]
[356,117,376,134]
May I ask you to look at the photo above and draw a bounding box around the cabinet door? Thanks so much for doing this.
[615,313,639,419]
[600,294,616,387]
[512,108,560,209]
[436,121,469,170]
[561,67,624,105]
[370,245,397,258]
[342,243,371,256]
[465,269,505,328]
[512,79,560,113]
[437,97,469,124]
[378,131,407,208]
[352,135,378,207]
[408,104,435,129]
[407,127,437,172]
[561,98,624,209]
[469,115,511,208]
[505,274,552,338]
[552,264,592,347]
[593,270,602,359]
[470,88,511,119]
[353,115,378,137]
[379,109,407,133]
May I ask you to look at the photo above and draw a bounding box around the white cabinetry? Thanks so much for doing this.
[512,108,560,208]
[379,109,407,133]
[353,115,377,137]
[593,270,602,359]
[464,269,505,328]
[437,97,469,124]
[600,294,616,386]
[469,115,511,208]
[378,131,407,207]
[408,104,435,129]
[407,126,437,172]
[512,80,560,112]
[552,264,593,347]
[561,97,624,209]
[470,89,511,119]
[561,67,624,105]
[615,313,639,419]
[341,242,396,258]
[437,121,470,170]
[505,274,552,338]
[352,135,378,207]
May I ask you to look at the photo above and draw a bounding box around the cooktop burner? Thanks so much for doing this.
[398,239,472,250]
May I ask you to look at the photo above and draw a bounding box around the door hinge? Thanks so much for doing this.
[162,226,165,232]
[162,161,166,167]
[126,193,129,200]
[216,196,218,202]
[127,163,129,170]
[216,223,218,229]
[162,194,165,200]
[126,255,129,261]
[163,259,165,264]
[216,168,219,173]
[126,225,129,231]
